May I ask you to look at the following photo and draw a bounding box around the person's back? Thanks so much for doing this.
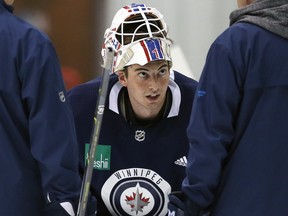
[179,0,288,215]
[206,21,288,216]
[0,1,95,215]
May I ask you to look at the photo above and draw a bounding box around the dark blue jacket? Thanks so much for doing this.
[68,71,197,215]
[0,2,82,215]
[183,22,288,216]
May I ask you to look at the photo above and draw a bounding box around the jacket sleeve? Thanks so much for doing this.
[20,37,82,202]
[182,37,244,208]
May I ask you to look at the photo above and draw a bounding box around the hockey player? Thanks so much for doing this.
[68,3,198,216]
[0,0,95,215]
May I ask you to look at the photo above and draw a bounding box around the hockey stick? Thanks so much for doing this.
[77,47,114,216]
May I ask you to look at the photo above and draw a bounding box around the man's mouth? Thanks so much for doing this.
[146,94,160,100]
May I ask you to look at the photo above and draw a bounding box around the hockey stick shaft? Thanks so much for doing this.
[77,47,114,216]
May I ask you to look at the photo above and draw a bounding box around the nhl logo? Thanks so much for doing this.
[135,130,145,142]
[97,105,105,115]
[58,91,66,102]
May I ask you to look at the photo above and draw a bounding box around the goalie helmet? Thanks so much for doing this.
[101,3,172,73]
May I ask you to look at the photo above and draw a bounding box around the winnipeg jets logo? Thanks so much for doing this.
[125,183,150,214]
[135,130,145,142]
[101,168,171,215]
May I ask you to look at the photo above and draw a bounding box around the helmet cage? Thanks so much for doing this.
[115,13,167,45]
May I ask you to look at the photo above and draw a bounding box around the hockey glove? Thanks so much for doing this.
[168,191,210,216]
[45,195,97,216]
[168,191,185,216]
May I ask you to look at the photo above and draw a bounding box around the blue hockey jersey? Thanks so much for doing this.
[0,2,82,215]
[68,71,197,215]
[183,22,288,216]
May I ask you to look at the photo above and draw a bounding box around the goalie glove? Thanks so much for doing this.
[168,191,210,216]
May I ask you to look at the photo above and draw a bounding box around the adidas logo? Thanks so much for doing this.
[174,156,187,167]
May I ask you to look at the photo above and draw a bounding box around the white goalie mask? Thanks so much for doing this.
[101,3,172,73]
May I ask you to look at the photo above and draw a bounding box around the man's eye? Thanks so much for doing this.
[138,72,147,78]
[159,69,167,76]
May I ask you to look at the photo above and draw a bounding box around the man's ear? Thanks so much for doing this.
[118,71,128,87]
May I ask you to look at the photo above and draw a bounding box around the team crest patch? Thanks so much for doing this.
[85,144,111,170]
[101,168,171,215]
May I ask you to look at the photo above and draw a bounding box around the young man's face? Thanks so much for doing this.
[118,60,170,119]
